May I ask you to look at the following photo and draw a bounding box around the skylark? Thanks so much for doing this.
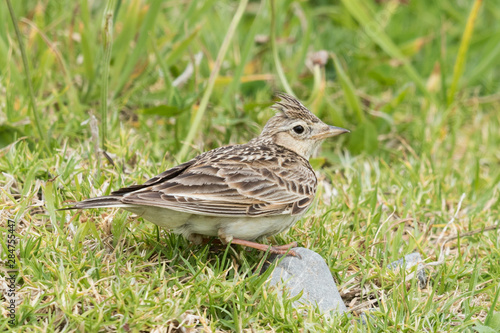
[69,94,348,255]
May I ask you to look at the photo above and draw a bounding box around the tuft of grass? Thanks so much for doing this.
[0,0,499,331]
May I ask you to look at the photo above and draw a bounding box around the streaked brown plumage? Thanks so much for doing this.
[68,94,349,255]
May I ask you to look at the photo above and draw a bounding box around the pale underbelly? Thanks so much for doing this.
[124,205,302,241]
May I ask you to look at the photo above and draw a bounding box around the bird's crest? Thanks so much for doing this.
[271,93,320,123]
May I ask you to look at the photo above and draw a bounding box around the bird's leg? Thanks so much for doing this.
[268,241,298,251]
[229,238,299,257]
[217,229,298,257]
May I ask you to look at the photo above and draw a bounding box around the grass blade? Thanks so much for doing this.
[5,0,50,154]
[113,0,162,98]
[270,0,294,96]
[223,0,266,102]
[341,0,429,98]
[164,26,202,67]
[447,0,483,105]
[100,0,116,150]
[151,39,180,105]
[484,284,500,326]
[43,178,63,232]
[331,53,364,123]
[468,36,500,85]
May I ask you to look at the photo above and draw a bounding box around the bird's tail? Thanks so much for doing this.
[59,196,130,211]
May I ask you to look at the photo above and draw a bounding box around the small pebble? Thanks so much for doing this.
[388,252,428,287]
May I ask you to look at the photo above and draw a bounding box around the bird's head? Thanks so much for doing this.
[258,93,349,159]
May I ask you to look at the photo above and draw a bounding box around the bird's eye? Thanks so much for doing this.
[293,125,305,134]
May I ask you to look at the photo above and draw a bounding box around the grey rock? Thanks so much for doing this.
[388,252,427,287]
[266,247,347,314]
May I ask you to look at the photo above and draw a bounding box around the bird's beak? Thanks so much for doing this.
[312,125,350,140]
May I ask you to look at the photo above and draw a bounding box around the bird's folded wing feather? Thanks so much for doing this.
[111,160,197,195]
[119,147,317,217]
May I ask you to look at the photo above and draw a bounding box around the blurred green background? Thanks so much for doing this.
[1,0,498,157]
[1,0,499,331]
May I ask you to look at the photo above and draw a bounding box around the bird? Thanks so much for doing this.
[67,93,349,256]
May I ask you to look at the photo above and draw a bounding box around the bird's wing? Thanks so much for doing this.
[111,159,197,195]
[120,145,317,217]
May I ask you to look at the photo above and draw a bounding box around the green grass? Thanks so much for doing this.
[1,0,499,331]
